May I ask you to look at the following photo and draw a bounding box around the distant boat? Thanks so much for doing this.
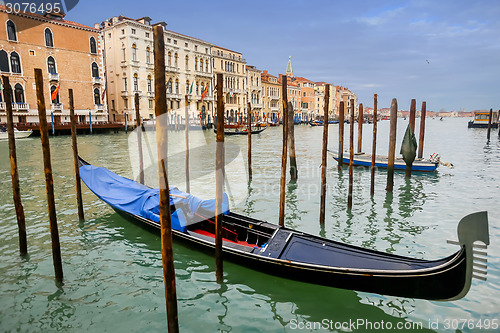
[468,111,499,128]
[309,120,339,126]
[328,150,439,172]
[214,127,266,136]
[0,126,32,140]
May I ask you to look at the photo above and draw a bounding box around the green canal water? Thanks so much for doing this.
[0,118,498,332]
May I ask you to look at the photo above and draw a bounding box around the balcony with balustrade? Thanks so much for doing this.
[51,103,63,112]
[49,73,59,82]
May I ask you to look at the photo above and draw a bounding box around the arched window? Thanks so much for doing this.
[146,47,150,63]
[200,58,203,72]
[167,79,172,93]
[174,53,178,67]
[185,55,189,68]
[50,85,60,104]
[205,59,209,72]
[132,44,137,61]
[121,44,126,61]
[91,62,99,78]
[195,81,199,95]
[6,20,17,41]
[200,83,204,94]
[147,75,152,92]
[47,56,57,73]
[194,57,198,71]
[186,80,190,94]
[0,50,9,72]
[10,52,21,73]
[168,52,172,67]
[133,73,138,91]
[45,28,54,47]
[94,88,101,105]
[175,79,179,94]
[14,83,24,103]
[90,37,97,54]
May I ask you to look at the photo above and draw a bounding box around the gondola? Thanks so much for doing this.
[328,149,440,172]
[78,157,489,301]
[214,127,266,136]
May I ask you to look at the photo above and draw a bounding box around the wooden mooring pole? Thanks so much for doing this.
[338,101,344,171]
[2,75,27,256]
[288,101,298,181]
[417,101,426,159]
[357,103,363,153]
[319,84,330,225]
[386,98,398,192]
[370,94,378,196]
[247,94,252,180]
[215,73,225,283]
[278,77,288,227]
[347,99,355,209]
[69,89,84,221]
[135,93,144,184]
[409,99,416,133]
[153,25,179,332]
[184,95,190,193]
[487,108,493,141]
[35,68,63,282]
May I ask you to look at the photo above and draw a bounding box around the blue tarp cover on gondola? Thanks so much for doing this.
[79,164,229,233]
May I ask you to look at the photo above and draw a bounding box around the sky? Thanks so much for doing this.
[66,0,500,112]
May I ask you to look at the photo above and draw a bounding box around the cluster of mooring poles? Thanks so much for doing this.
[329,96,428,211]
[3,69,89,284]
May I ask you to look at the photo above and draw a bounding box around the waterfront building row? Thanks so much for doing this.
[0,6,106,126]
[0,9,358,127]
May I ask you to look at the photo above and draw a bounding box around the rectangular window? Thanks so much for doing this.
[149,99,153,109]
[123,78,127,91]
[173,40,177,45]
[145,32,150,38]
[185,42,188,48]
[29,50,35,56]
[131,28,136,34]
[111,100,115,110]
[124,98,128,109]
[167,38,171,43]
[194,45,198,51]
[121,29,125,34]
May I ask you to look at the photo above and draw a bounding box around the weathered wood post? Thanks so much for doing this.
[215,73,225,283]
[153,25,179,332]
[386,98,398,192]
[357,103,363,153]
[417,101,427,159]
[288,101,298,181]
[487,108,493,141]
[69,89,84,221]
[2,75,27,256]
[409,99,416,133]
[319,84,330,225]
[278,77,288,227]
[247,94,252,180]
[35,68,63,283]
[370,94,378,196]
[338,101,344,171]
[347,99,355,209]
[184,95,190,193]
[135,93,144,184]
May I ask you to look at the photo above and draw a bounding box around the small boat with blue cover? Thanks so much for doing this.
[328,149,439,172]
[78,157,489,300]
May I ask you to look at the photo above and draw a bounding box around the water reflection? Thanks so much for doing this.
[101,213,435,332]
